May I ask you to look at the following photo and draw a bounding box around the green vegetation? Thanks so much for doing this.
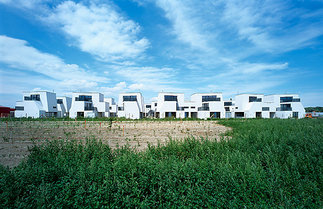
[1,119,322,208]
[305,106,323,112]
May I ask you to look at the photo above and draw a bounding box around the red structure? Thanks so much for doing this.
[0,106,15,118]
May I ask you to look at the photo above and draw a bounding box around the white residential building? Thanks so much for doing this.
[234,94,264,118]
[264,94,305,119]
[156,92,198,118]
[224,100,235,118]
[117,93,144,119]
[57,96,72,117]
[105,98,117,117]
[15,91,58,118]
[69,92,109,118]
[191,93,225,119]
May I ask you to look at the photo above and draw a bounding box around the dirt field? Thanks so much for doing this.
[0,120,230,168]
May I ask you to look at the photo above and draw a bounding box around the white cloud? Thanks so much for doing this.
[221,0,323,52]
[46,1,149,62]
[0,0,45,9]
[0,35,107,91]
[156,0,210,50]
[115,66,187,93]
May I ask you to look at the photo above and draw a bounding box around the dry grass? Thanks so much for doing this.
[0,120,230,168]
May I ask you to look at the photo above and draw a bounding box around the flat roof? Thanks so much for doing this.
[235,93,264,96]
[158,92,184,94]
[191,92,222,95]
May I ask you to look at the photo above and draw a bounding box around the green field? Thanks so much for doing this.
[1,119,322,208]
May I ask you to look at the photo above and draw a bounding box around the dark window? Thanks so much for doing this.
[292,98,300,102]
[123,96,137,101]
[75,95,92,102]
[164,95,177,101]
[225,107,230,111]
[24,94,40,101]
[53,106,57,109]
[249,96,262,102]
[191,106,195,109]
[146,105,151,108]
[277,104,292,111]
[280,97,293,103]
[293,112,299,118]
[84,103,94,111]
[57,99,63,104]
[118,107,124,111]
[224,102,232,106]
[202,95,220,102]
[154,103,157,106]
[15,106,24,111]
[109,107,112,110]
[262,107,269,111]
[198,103,209,111]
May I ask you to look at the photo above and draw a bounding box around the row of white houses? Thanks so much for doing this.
[15,91,306,119]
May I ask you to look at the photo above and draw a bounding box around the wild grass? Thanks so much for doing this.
[0,119,322,208]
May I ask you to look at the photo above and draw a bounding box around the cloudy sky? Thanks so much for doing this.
[0,0,322,107]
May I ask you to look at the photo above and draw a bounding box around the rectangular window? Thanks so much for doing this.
[278,104,292,111]
[225,107,230,111]
[15,106,24,111]
[202,95,220,102]
[249,96,262,102]
[198,103,209,111]
[57,99,63,104]
[154,103,157,106]
[293,112,299,118]
[224,102,232,106]
[24,94,40,101]
[118,107,124,111]
[146,105,151,108]
[262,107,269,111]
[280,97,293,103]
[164,95,177,101]
[75,95,92,102]
[123,95,137,101]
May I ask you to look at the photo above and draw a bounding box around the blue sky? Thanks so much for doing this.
[0,0,322,107]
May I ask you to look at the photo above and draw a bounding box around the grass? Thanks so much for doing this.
[0,119,322,208]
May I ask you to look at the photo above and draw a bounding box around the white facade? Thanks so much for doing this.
[57,96,72,117]
[234,94,264,118]
[15,91,58,118]
[117,93,144,119]
[264,94,305,119]
[191,93,225,119]
[224,100,235,118]
[105,98,117,117]
[69,92,109,118]
[14,90,306,119]
[155,93,199,118]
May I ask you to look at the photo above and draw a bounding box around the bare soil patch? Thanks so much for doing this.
[0,120,230,168]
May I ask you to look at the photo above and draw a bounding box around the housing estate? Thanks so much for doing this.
[14,91,306,119]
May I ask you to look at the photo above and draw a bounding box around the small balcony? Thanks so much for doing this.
[198,107,210,111]
[84,106,94,111]
[276,107,292,111]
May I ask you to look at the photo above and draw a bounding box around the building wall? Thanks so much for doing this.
[117,93,144,119]
[15,91,57,118]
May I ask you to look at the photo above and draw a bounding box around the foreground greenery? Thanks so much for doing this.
[0,119,322,208]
